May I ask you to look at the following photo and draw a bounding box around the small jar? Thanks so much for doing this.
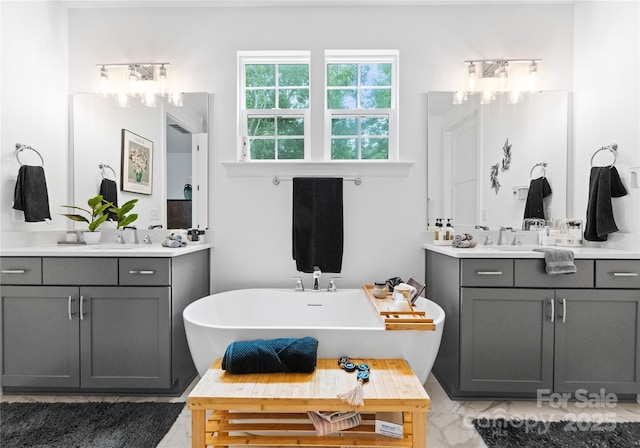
[373,282,388,299]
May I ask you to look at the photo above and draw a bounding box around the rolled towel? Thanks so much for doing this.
[452,238,477,248]
[308,411,361,436]
[222,337,318,374]
[533,248,576,275]
[453,233,474,243]
[162,233,188,248]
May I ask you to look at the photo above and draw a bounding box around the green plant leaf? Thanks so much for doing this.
[61,214,90,224]
[88,213,110,231]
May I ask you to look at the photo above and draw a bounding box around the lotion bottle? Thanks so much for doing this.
[445,218,455,240]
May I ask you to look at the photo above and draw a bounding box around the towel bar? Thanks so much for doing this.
[590,144,617,167]
[15,143,44,166]
[273,176,362,186]
[98,162,117,180]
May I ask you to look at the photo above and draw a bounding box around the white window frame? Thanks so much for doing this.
[324,49,399,161]
[237,51,311,161]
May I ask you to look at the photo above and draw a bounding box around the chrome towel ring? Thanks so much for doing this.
[590,144,617,168]
[530,161,547,178]
[15,143,44,166]
[98,162,117,180]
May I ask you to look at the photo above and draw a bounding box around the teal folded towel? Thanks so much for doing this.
[222,337,318,374]
[533,248,576,275]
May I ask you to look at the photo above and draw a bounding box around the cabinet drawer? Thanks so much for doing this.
[514,259,594,288]
[461,259,514,287]
[1,257,42,285]
[119,258,171,286]
[43,258,118,285]
[596,260,640,288]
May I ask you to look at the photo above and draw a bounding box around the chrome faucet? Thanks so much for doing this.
[312,266,322,291]
[290,276,304,292]
[474,225,489,231]
[497,226,516,246]
[115,233,125,244]
[148,224,163,230]
[327,277,341,292]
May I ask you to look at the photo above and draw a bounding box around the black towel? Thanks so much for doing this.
[292,178,343,273]
[13,165,51,222]
[99,178,118,221]
[221,337,318,374]
[523,177,552,220]
[584,166,628,241]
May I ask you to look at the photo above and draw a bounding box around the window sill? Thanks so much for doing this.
[221,160,415,179]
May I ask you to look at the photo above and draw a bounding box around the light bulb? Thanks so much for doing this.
[128,65,141,97]
[496,62,508,90]
[97,66,110,97]
[508,90,523,104]
[528,61,539,92]
[480,91,495,105]
[142,91,157,107]
[169,92,183,107]
[158,65,168,97]
[467,62,476,91]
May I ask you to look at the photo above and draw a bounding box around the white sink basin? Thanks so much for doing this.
[494,245,540,251]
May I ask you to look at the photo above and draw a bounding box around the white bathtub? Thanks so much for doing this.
[183,288,445,384]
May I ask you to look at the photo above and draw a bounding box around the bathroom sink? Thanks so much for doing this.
[494,245,540,251]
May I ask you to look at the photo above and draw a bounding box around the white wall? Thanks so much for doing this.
[0,1,69,244]
[573,1,640,249]
[62,4,575,292]
[2,2,637,293]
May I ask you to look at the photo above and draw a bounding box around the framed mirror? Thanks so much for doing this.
[71,92,209,230]
[427,91,569,231]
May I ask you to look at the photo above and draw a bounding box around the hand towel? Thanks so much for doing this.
[452,233,478,248]
[307,411,361,436]
[13,165,52,222]
[523,177,552,220]
[584,166,628,241]
[533,247,576,275]
[221,337,318,374]
[99,178,118,221]
[292,178,343,273]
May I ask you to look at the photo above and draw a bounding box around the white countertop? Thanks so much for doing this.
[422,243,640,260]
[0,242,213,258]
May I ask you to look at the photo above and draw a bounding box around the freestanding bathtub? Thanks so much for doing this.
[183,288,445,384]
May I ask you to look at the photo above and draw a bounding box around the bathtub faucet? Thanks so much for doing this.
[312,266,322,291]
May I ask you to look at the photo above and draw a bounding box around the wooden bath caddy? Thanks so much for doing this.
[188,358,430,448]
[362,284,436,331]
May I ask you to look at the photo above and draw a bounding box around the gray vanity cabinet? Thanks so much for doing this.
[1,250,209,394]
[1,286,80,388]
[427,250,640,399]
[459,287,554,393]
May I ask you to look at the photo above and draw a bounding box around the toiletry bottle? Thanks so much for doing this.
[446,218,455,240]
[437,219,445,241]
[433,218,440,241]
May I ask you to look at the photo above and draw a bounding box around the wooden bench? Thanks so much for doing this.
[188,358,430,447]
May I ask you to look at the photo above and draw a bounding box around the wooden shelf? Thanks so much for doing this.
[362,284,436,331]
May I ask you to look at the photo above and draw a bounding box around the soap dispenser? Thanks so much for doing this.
[434,218,443,241]
[445,218,455,241]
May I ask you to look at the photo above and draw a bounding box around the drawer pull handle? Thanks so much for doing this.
[80,296,85,320]
[561,298,567,323]
[613,272,639,277]
[477,271,503,275]
[1,269,26,274]
[550,298,555,323]
[129,270,155,275]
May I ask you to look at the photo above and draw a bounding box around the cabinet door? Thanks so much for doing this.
[554,289,640,395]
[460,288,554,393]
[79,287,171,389]
[1,286,79,388]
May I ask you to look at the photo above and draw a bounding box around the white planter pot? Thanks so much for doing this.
[83,231,101,245]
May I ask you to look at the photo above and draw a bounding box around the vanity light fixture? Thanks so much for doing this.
[459,58,541,105]
[95,63,181,108]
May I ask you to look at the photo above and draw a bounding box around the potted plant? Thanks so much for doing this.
[110,199,139,229]
[61,195,113,244]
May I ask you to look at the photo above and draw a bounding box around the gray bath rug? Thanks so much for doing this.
[473,418,640,448]
[0,402,184,448]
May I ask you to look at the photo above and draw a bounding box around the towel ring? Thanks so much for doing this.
[98,162,117,180]
[590,144,617,168]
[15,143,44,167]
[530,162,547,179]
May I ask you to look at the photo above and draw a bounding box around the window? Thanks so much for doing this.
[325,50,398,160]
[238,51,310,160]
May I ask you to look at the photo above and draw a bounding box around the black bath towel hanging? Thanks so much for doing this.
[292,177,344,273]
[584,166,628,241]
[13,165,52,222]
[99,178,119,221]
[523,176,552,220]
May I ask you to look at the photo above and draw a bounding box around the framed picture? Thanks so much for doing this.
[121,129,153,195]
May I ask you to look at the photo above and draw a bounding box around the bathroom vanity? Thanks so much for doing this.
[0,243,211,395]
[424,244,640,400]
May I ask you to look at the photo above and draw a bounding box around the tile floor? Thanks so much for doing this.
[2,375,639,448]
